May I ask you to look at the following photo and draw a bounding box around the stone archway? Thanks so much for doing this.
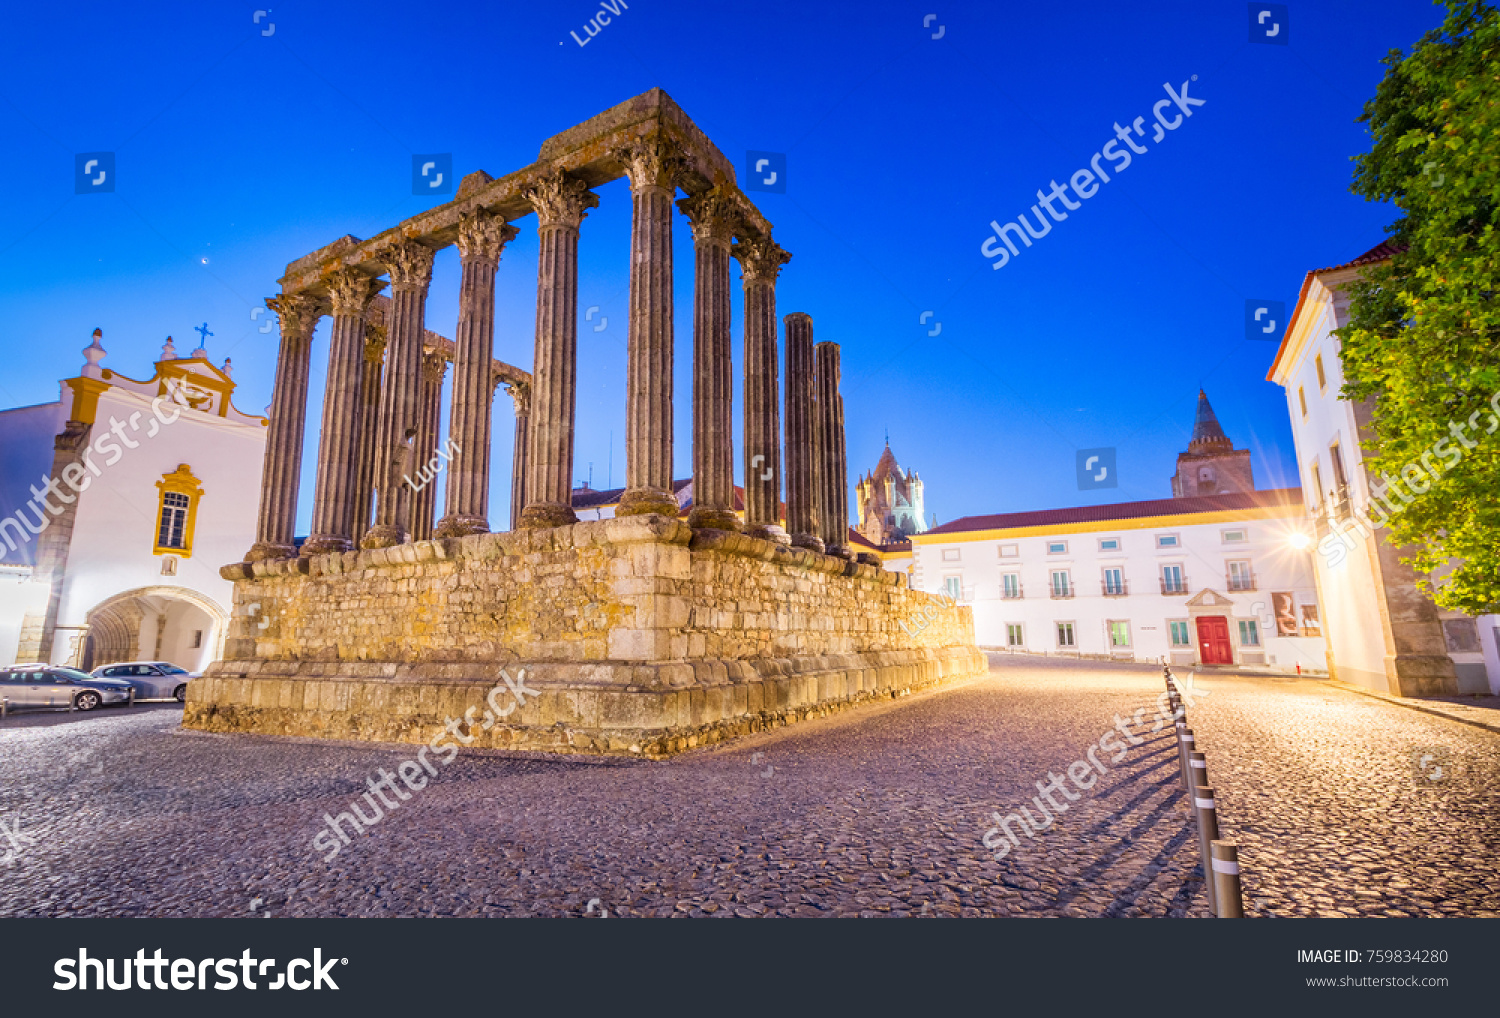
[79,586,228,673]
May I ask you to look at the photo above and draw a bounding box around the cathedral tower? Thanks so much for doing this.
[1171,390,1254,497]
[855,440,927,545]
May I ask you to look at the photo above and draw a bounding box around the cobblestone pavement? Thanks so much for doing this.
[0,657,1495,918]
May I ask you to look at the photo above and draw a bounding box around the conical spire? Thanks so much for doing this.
[1189,390,1231,451]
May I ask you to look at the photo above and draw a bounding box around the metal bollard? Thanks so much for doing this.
[1189,749,1209,791]
[1176,727,1195,792]
[1,696,6,719]
[1210,841,1245,918]
[1192,784,1221,914]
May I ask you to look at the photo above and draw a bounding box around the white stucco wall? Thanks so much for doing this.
[44,385,264,666]
[912,511,1325,673]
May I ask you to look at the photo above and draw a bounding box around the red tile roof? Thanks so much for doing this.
[1266,241,1404,381]
[921,488,1305,536]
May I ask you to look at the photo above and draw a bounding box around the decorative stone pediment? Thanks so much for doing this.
[1185,588,1235,608]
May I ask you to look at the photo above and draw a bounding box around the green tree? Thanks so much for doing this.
[1338,0,1500,614]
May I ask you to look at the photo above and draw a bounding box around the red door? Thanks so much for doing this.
[1195,616,1233,665]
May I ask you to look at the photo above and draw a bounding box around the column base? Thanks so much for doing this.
[300,535,352,557]
[520,503,578,529]
[244,541,297,562]
[434,514,490,539]
[824,544,854,560]
[856,552,882,568]
[744,523,791,545]
[791,533,825,553]
[359,524,408,550]
[687,506,742,531]
[617,487,680,518]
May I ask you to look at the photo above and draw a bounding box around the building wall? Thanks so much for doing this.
[1278,275,1495,695]
[0,567,48,664]
[1171,449,1254,498]
[912,511,1325,673]
[45,385,263,668]
[0,397,67,568]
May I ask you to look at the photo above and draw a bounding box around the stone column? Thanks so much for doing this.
[351,321,386,546]
[304,268,385,556]
[520,171,598,529]
[245,292,322,561]
[435,211,518,538]
[783,312,823,552]
[816,341,852,558]
[732,235,792,543]
[679,188,741,532]
[616,138,681,519]
[363,239,436,549]
[411,349,447,542]
[506,380,531,530]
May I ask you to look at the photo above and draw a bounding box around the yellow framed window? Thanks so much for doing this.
[154,464,203,557]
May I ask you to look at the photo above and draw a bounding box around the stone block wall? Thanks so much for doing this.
[188,516,987,756]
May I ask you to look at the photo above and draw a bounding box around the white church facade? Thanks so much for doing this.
[0,331,265,672]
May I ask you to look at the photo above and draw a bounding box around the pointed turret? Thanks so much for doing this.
[1188,389,1231,452]
[1172,390,1254,497]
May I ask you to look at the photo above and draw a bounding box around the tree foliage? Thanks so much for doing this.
[1338,0,1500,613]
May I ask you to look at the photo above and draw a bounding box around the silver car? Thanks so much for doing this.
[0,666,134,712]
[91,661,197,701]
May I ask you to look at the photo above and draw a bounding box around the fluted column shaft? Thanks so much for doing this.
[246,293,321,561]
[508,381,531,530]
[784,312,823,552]
[411,351,447,541]
[816,341,851,558]
[437,211,518,538]
[363,241,436,549]
[617,139,680,518]
[520,172,598,529]
[305,269,385,555]
[733,236,792,543]
[352,325,386,545]
[680,189,740,531]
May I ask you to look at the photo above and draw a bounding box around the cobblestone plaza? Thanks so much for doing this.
[2,656,1495,919]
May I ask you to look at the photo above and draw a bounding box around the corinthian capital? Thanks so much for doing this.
[326,269,386,315]
[422,350,448,384]
[731,235,793,285]
[265,292,322,341]
[504,380,532,417]
[381,238,437,291]
[677,188,742,245]
[363,322,388,363]
[618,135,683,195]
[525,171,600,229]
[456,209,521,264]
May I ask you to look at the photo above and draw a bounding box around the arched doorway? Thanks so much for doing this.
[77,586,228,673]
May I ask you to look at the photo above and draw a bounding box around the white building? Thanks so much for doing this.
[911,489,1325,673]
[0,331,266,671]
[1269,242,1497,695]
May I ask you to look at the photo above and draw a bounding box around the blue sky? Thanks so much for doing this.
[0,0,1441,533]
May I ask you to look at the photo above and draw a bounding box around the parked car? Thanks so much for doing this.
[0,665,135,712]
[90,661,198,701]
